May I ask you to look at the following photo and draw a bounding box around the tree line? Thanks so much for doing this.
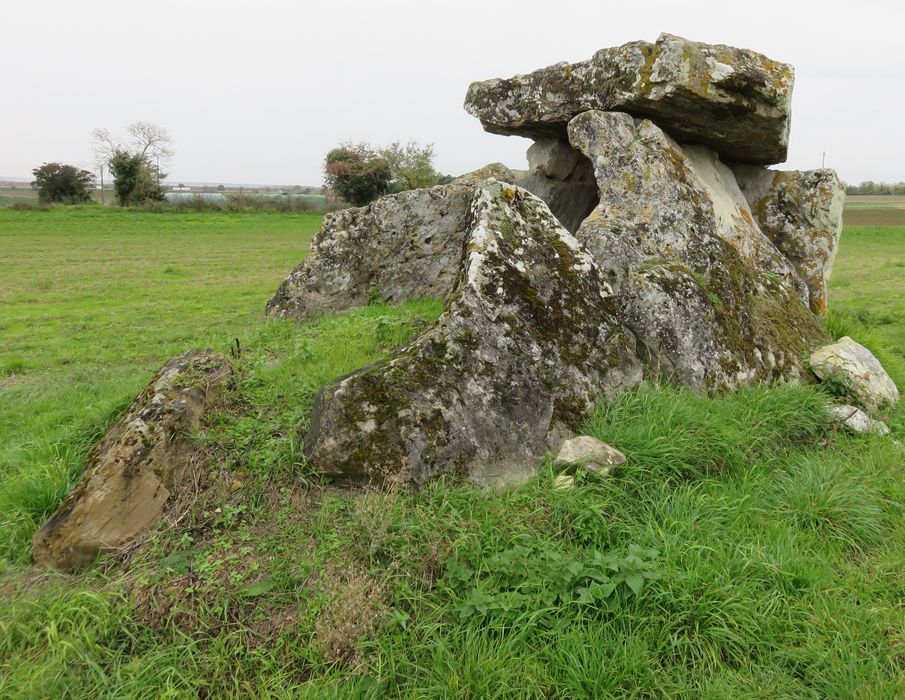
[845,181,905,196]
[31,122,173,205]
[30,127,448,207]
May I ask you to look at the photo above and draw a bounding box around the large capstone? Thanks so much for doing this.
[733,166,845,316]
[266,184,476,320]
[464,33,794,165]
[304,181,642,486]
[568,110,823,390]
[32,350,231,571]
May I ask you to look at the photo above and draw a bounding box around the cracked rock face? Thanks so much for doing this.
[32,350,231,571]
[568,110,824,390]
[304,181,642,486]
[734,166,845,316]
[465,33,794,165]
[266,184,477,320]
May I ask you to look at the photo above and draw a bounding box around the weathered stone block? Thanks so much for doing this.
[465,33,794,165]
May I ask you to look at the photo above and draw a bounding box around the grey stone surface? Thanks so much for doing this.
[555,435,626,474]
[827,405,890,436]
[512,171,599,234]
[734,166,845,316]
[33,350,232,571]
[527,139,585,180]
[568,110,823,390]
[465,33,794,165]
[266,184,476,320]
[811,337,900,410]
[304,181,642,486]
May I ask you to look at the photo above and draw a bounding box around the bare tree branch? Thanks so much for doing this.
[91,128,119,170]
[91,122,174,168]
[128,121,174,162]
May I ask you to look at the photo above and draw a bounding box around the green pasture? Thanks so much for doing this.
[1,203,904,698]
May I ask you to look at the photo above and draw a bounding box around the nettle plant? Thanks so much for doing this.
[443,541,659,624]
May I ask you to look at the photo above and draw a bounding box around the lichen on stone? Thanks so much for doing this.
[304,181,642,487]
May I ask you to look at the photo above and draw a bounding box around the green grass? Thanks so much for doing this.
[1,207,904,698]
[0,205,320,467]
[830,225,905,354]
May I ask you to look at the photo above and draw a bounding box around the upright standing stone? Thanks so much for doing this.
[568,110,822,390]
[734,166,845,315]
[266,184,477,320]
[304,181,642,486]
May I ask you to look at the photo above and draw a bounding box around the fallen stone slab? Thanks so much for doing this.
[32,350,231,571]
[266,183,477,320]
[811,337,899,410]
[734,166,845,316]
[304,181,642,487]
[827,405,890,436]
[465,33,794,165]
[568,110,822,390]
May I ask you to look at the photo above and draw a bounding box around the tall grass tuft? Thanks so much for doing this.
[584,382,829,481]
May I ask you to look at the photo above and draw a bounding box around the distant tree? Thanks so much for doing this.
[845,180,905,196]
[93,122,172,205]
[31,163,95,204]
[379,141,442,192]
[107,150,164,205]
[324,143,392,206]
[217,184,225,191]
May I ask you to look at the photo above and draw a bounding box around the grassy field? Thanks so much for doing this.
[837,195,905,227]
[1,203,904,697]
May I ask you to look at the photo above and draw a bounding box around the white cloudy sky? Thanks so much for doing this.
[2,0,903,185]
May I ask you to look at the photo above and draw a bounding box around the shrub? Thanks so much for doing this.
[31,163,95,204]
[108,150,164,205]
[324,143,392,206]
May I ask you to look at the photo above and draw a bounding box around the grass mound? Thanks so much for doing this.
[2,209,904,696]
[2,307,902,696]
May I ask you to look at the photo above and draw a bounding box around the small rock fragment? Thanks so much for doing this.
[827,405,890,436]
[810,337,900,410]
[555,435,626,473]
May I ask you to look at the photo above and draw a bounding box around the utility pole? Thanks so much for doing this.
[99,165,104,205]
[822,152,826,168]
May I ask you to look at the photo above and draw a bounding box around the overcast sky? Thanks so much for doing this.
[2,0,903,186]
